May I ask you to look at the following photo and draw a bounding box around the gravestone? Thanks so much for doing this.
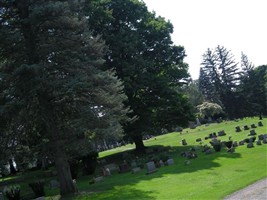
[184,160,191,165]
[102,167,111,176]
[256,140,262,145]
[248,129,256,136]
[251,124,257,128]
[239,140,245,145]
[49,180,60,189]
[258,134,264,140]
[166,158,174,165]
[227,148,235,153]
[189,121,196,129]
[218,130,226,136]
[244,125,250,130]
[196,118,201,126]
[258,121,263,127]
[0,192,4,200]
[233,141,238,147]
[182,139,187,146]
[146,161,157,174]
[196,138,202,142]
[119,163,130,173]
[131,161,137,168]
[104,163,118,172]
[247,142,254,148]
[159,160,164,167]
[94,176,104,183]
[249,136,256,143]
[263,138,267,144]
[132,167,141,174]
[235,126,242,132]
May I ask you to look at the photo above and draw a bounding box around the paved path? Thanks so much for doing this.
[224,178,267,200]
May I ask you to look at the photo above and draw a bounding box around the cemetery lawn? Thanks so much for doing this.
[1,118,267,200]
[65,118,267,199]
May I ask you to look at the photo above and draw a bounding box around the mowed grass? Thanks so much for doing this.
[72,117,267,200]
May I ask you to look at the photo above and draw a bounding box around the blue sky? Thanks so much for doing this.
[143,0,267,79]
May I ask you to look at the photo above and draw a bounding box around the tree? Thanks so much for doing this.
[199,46,241,118]
[184,79,204,112]
[0,0,129,195]
[84,0,194,152]
[238,65,267,116]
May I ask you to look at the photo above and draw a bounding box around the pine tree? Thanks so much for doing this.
[199,46,241,118]
[0,0,129,195]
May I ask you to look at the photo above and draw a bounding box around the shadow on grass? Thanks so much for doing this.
[69,144,243,200]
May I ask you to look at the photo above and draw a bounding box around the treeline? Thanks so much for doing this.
[0,0,192,195]
[187,46,266,120]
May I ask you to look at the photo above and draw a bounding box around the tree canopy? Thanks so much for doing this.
[84,0,194,152]
[0,0,130,195]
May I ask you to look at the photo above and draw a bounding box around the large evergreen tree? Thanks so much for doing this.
[199,46,240,118]
[83,0,193,152]
[238,65,267,116]
[0,0,129,195]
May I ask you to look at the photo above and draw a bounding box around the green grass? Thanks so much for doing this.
[1,117,266,200]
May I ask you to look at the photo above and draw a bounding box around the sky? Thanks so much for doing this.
[142,0,267,79]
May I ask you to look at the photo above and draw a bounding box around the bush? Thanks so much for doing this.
[29,180,45,198]
[3,185,21,200]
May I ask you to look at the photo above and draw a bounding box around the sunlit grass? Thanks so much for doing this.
[2,117,266,200]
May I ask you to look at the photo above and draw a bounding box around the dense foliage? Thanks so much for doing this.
[84,0,194,151]
[0,0,130,195]
[199,46,266,119]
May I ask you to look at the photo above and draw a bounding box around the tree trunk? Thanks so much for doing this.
[132,134,145,154]
[54,152,75,196]
[9,159,17,175]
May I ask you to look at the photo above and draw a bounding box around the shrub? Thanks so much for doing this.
[29,180,45,198]
[3,185,21,200]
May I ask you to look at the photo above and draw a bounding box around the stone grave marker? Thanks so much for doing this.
[119,163,131,173]
[159,160,164,167]
[0,192,4,200]
[239,140,245,145]
[166,158,174,165]
[258,121,263,127]
[233,141,238,147]
[248,129,256,136]
[251,124,257,128]
[244,125,250,130]
[182,139,187,145]
[49,180,60,189]
[104,163,118,173]
[94,176,104,183]
[131,161,137,168]
[247,142,254,148]
[218,130,226,136]
[146,161,157,174]
[256,140,262,145]
[235,126,242,132]
[196,138,202,142]
[249,136,256,143]
[263,138,267,144]
[258,134,264,140]
[132,167,141,174]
